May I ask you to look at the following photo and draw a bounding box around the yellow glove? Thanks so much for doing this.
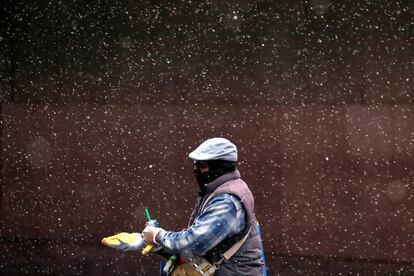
[102,232,145,251]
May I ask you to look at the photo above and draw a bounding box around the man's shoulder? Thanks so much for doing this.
[208,193,243,210]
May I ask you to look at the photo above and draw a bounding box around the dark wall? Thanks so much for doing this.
[1,0,414,275]
[1,0,413,105]
[2,104,414,275]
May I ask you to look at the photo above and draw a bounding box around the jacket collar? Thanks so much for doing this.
[204,169,240,194]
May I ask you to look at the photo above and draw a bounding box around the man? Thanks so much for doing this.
[142,137,264,275]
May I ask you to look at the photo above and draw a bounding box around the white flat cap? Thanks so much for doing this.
[189,137,238,161]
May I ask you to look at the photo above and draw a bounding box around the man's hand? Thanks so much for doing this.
[102,232,145,251]
[142,225,163,245]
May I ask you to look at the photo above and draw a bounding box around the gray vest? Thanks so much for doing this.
[189,170,264,276]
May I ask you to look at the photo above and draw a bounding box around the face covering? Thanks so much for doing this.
[193,160,236,194]
[194,168,210,190]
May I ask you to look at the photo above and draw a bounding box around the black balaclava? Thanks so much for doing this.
[194,160,236,194]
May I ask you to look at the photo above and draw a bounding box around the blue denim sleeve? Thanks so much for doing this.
[156,194,246,257]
